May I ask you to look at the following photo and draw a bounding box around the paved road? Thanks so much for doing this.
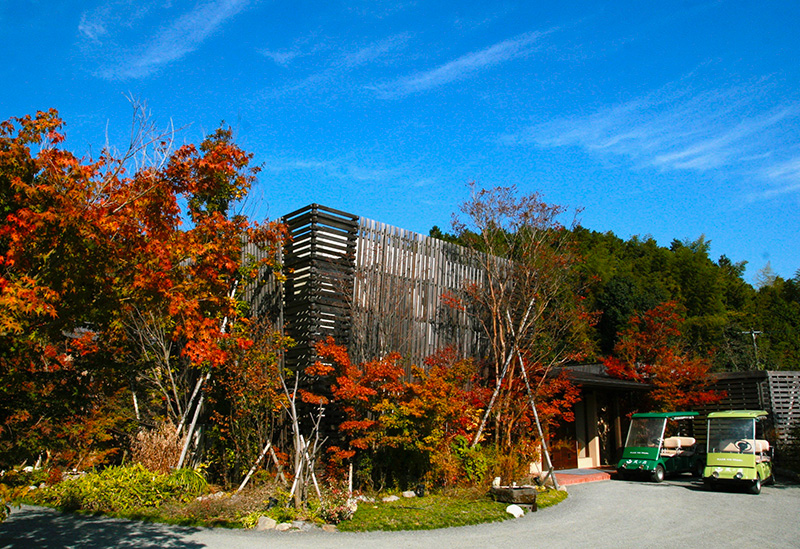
[2,477,798,548]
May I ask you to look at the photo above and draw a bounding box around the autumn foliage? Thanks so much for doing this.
[314,338,480,487]
[0,109,287,470]
[604,301,723,410]
[314,337,579,489]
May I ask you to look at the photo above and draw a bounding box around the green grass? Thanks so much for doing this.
[21,463,569,532]
[337,489,567,532]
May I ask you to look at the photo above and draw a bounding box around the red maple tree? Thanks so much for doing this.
[604,301,723,410]
[0,109,287,469]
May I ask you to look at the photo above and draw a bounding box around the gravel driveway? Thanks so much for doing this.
[2,477,798,548]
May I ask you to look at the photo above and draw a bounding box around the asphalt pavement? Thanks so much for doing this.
[1,475,798,548]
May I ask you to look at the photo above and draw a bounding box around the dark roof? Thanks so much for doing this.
[562,364,651,391]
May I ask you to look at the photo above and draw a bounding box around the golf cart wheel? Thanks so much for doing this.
[703,477,716,491]
[749,475,762,495]
[691,461,703,478]
[651,464,665,483]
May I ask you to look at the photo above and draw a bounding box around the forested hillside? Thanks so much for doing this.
[431,224,799,372]
[573,228,799,371]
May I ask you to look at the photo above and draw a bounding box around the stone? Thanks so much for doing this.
[322,524,338,533]
[506,504,525,518]
[402,490,416,498]
[196,491,227,503]
[382,495,400,502]
[256,516,277,531]
[354,495,375,503]
[275,522,292,531]
[490,485,537,506]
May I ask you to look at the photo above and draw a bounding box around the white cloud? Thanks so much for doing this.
[262,154,434,190]
[261,49,300,67]
[376,30,551,98]
[78,11,108,42]
[87,0,250,80]
[265,157,402,182]
[262,34,409,98]
[507,78,800,200]
[341,34,409,69]
[78,2,155,44]
[753,156,800,199]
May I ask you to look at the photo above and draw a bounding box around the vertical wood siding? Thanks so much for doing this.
[767,371,800,468]
[351,217,485,371]
[265,204,486,375]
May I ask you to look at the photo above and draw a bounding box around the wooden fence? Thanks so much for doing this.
[767,371,800,468]
[263,204,486,376]
[351,217,485,369]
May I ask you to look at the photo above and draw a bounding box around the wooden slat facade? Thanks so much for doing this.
[261,204,486,375]
[350,217,485,371]
[767,371,800,468]
[281,204,359,376]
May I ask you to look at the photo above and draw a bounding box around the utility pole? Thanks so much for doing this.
[741,329,763,370]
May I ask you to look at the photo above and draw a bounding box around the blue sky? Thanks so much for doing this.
[2,1,798,283]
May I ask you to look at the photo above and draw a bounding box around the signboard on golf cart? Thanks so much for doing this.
[617,411,704,482]
[704,410,774,495]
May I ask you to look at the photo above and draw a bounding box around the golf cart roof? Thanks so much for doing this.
[631,411,698,420]
[707,410,768,420]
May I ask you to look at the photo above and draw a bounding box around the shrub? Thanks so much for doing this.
[313,482,356,524]
[166,467,209,499]
[131,422,185,474]
[31,463,208,514]
[0,467,48,488]
[0,484,29,522]
[451,436,488,484]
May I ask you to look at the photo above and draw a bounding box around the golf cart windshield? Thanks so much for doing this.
[625,417,666,448]
[708,418,756,454]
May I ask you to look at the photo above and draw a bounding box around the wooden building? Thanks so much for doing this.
[246,204,644,469]
[246,203,799,471]
[253,203,487,374]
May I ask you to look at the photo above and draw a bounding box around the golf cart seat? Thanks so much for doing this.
[660,436,696,457]
[722,440,747,452]
[721,439,767,454]
[755,440,771,462]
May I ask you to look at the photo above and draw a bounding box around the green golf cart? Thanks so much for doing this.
[703,410,774,495]
[617,411,704,482]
